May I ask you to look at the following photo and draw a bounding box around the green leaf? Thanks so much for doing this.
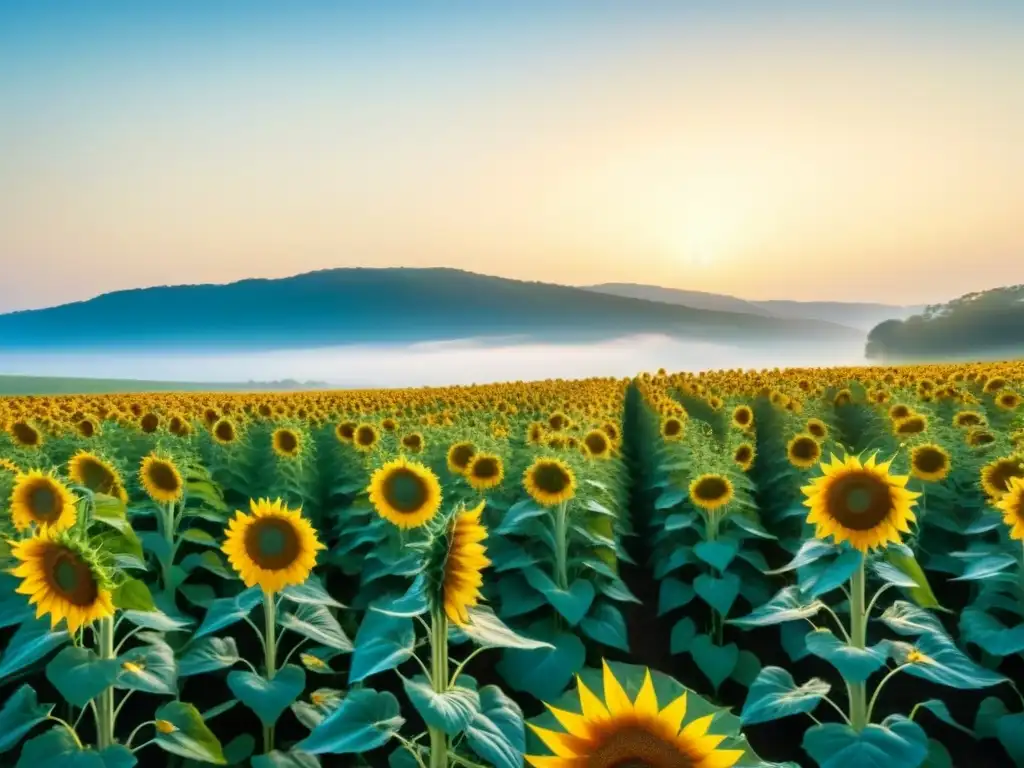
[154,700,227,764]
[496,499,548,535]
[202,699,240,721]
[657,577,695,616]
[227,665,306,726]
[670,617,697,655]
[805,630,890,684]
[959,608,1024,656]
[523,568,595,626]
[769,539,835,574]
[186,479,227,511]
[882,548,941,609]
[892,634,1006,689]
[45,646,121,708]
[221,734,256,766]
[579,602,629,651]
[114,577,157,612]
[996,712,1024,765]
[497,624,586,701]
[693,573,741,616]
[730,650,762,687]
[0,685,53,754]
[0,617,69,682]
[456,605,554,650]
[0,574,32,629]
[116,634,177,695]
[879,601,947,637]
[92,494,130,532]
[279,604,353,652]
[871,559,919,588]
[802,715,928,768]
[402,675,480,736]
[914,700,974,736]
[121,609,192,632]
[181,529,220,548]
[741,667,830,725]
[180,551,234,579]
[974,696,1008,739]
[16,727,137,768]
[194,588,262,640]
[496,574,546,618]
[689,635,738,691]
[349,610,415,684]
[951,553,1018,582]
[730,586,823,627]
[464,685,526,768]
[694,539,740,571]
[251,751,320,768]
[923,739,953,768]
[655,487,686,510]
[802,549,863,599]
[281,577,345,610]
[179,636,241,677]
[297,688,404,754]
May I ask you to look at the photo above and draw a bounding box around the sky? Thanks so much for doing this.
[2,1,1023,313]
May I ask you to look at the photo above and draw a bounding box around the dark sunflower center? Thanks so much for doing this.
[791,438,819,461]
[970,431,995,445]
[589,725,691,768]
[383,469,430,513]
[43,546,99,606]
[80,459,115,493]
[825,471,893,530]
[663,419,682,437]
[988,462,1024,493]
[735,409,751,425]
[694,476,729,501]
[808,423,826,437]
[140,413,160,433]
[472,457,500,479]
[216,422,235,441]
[735,446,752,463]
[914,449,947,474]
[586,434,609,454]
[403,435,422,449]
[13,422,40,446]
[451,445,475,469]
[29,482,62,521]
[147,462,180,493]
[79,420,96,437]
[340,423,356,439]
[891,407,910,419]
[532,462,570,494]
[896,418,925,434]
[276,431,298,453]
[356,427,376,446]
[244,518,300,570]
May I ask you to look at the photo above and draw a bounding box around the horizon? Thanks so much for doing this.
[3,2,1024,312]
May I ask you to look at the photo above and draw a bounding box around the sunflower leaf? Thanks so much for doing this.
[114,577,157,612]
[193,588,262,640]
[45,647,122,709]
[456,605,555,650]
[179,636,242,677]
[463,685,525,768]
[401,675,480,737]
[297,688,404,755]
[730,586,824,628]
[16,727,137,768]
[349,609,415,684]
[228,665,306,727]
[741,666,830,725]
[279,604,353,652]
[154,700,227,764]
[0,685,53,755]
[802,715,928,768]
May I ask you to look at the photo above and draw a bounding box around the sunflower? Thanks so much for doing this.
[139,454,184,504]
[368,458,443,529]
[447,441,477,475]
[400,432,425,453]
[10,529,115,633]
[168,414,192,437]
[583,429,612,459]
[802,453,920,552]
[270,427,302,459]
[688,474,733,512]
[996,390,1022,411]
[212,418,238,445]
[996,477,1024,540]
[0,458,19,475]
[527,661,744,768]
[524,457,577,507]
[661,416,685,441]
[68,451,124,497]
[10,470,78,532]
[909,443,951,483]
[953,410,986,429]
[731,405,753,430]
[466,453,505,492]
[353,424,379,453]
[733,443,755,472]
[75,417,100,439]
[442,501,490,626]
[888,404,912,421]
[10,421,43,449]
[787,434,822,469]
[335,421,356,443]
[221,498,323,593]
[893,415,927,436]
[139,412,161,434]
[527,422,546,445]
[806,418,828,439]
[966,427,996,447]
[980,456,1024,500]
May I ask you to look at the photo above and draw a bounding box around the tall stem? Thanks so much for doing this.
[96,617,116,749]
[554,501,569,591]
[161,502,176,594]
[848,558,868,731]
[429,603,449,768]
[262,590,278,754]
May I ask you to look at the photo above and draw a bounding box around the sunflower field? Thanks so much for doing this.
[0,362,1023,767]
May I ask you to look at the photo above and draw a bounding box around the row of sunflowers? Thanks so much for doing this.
[0,362,1022,767]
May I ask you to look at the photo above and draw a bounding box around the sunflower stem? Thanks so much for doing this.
[96,616,116,749]
[160,502,176,595]
[428,602,449,768]
[263,589,278,754]
[554,501,569,591]
[847,557,868,731]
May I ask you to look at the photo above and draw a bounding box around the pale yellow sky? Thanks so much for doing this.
[2,4,1023,312]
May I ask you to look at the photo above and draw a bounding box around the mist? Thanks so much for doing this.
[0,334,868,389]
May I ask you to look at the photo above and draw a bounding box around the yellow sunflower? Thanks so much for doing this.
[660,416,685,441]
[367,458,443,529]
[335,421,357,443]
[953,410,986,429]
[802,453,920,552]
[527,661,744,768]
[996,477,1024,540]
[447,441,477,475]
[524,457,577,507]
[466,453,505,492]
[10,529,115,633]
[0,458,19,475]
[731,405,753,431]
[966,427,996,447]
[221,498,324,593]
[733,443,755,472]
[893,415,927,436]
[10,470,78,532]
[400,432,425,454]
[9,420,43,449]
[353,423,379,453]
[909,443,951,483]
[689,474,734,512]
[139,454,184,504]
[980,455,1024,500]
[582,429,612,460]
[806,418,828,439]
[272,427,302,459]
[212,418,239,446]
[68,451,124,497]
[442,501,490,626]
[787,434,822,470]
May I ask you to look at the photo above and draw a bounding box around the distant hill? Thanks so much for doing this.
[866,285,1024,361]
[585,283,921,331]
[0,268,863,352]
[0,375,328,396]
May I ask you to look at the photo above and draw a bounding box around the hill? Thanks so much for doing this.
[0,376,329,396]
[866,285,1024,361]
[0,268,863,352]
[584,283,920,331]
